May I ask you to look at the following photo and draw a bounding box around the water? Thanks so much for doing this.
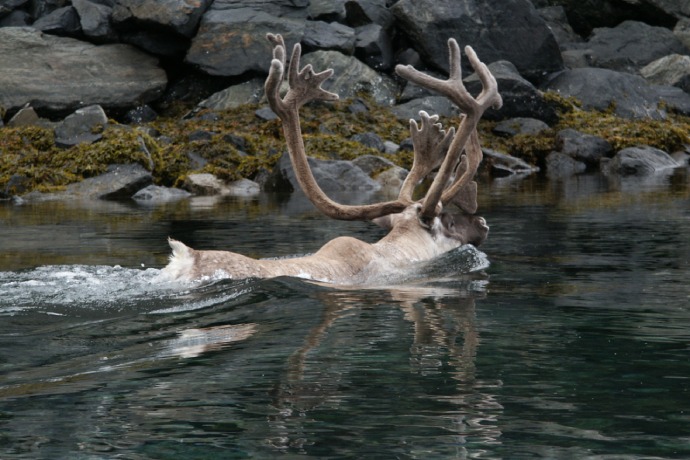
[1,172,689,459]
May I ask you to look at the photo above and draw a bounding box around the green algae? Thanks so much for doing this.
[1,93,689,195]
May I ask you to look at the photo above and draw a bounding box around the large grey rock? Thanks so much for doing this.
[354,23,393,71]
[391,96,459,121]
[391,0,563,82]
[587,21,688,73]
[483,148,540,176]
[64,163,153,200]
[303,20,355,54]
[603,146,680,176]
[464,60,558,123]
[185,8,304,76]
[555,128,612,167]
[301,50,398,106]
[133,185,192,203]
[537,6,583,48]
[345,0,394,30]
[31,5,81,36]
[72,0,115,41]
[54,104,108,147]
[543,67,690,120]
[111,0,213,38]
[198,78,265,111]
[0,27,167,115]
[640,54,690,94]
[493,117,549,137]
[266,152,381,193]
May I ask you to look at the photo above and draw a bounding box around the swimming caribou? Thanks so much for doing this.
[162,33,502,284]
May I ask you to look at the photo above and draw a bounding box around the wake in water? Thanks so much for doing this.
[0,245,490,316]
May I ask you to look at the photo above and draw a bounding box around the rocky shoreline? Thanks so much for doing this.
[1,0,690,203]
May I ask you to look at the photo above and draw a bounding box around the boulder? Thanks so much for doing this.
[493,117,550,137]
[587,20,688,73]
[31,6,81,36]
[545,151,586,178]
[345,0,394,29]
[198,78,265,111]
[132,185,192,203]
[464,61,558,123]
[0,27,167,115]
[54,104,108,148]
[265,152,381,193]
[185,8,304,76]
[391,96,459,121]
[640,54,690,94]
[391,0,563,83]
[543,67,690,120]
[303,20,355,54]
[301,50,398,105]
[354,23,393,71]
[536,6,583,49]
[555,128,612,167]
[111,0,213,38]
[350,132,385,152]
[603,146,680,176]
[72,0,116,41]
[64,163,153,200]
[483,148,540,176]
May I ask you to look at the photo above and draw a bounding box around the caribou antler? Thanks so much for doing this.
[396,39,502,222]
[265,33,410,221]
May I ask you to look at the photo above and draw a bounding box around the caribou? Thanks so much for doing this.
[162,33,502,285]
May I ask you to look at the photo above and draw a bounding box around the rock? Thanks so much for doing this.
[226,178,261,197]
[308,0,346,21]
[64,163,153,200]
[354,23,393,71]
[183,173,226,195]
[303,20,355,54]
[197,78,265,111]
[543,67,690,120]
[266,152,381,193]
[255,106,278,121]
[493,117,550,137]
[555,128,612,167]
[54,104,108,147]
[111,0,213,38]
[301,50,398,105]
[350,132,385,152]
[545,151,586,178]
[0,27,167,115]
[72,0,116,41]
[345,0,394,29]
[0,0,28,18]
[132,185,192,203]
[603,146,680,176]
[587,20,688,73]
[537,6,583,48]
[7,106,44,127]
[123,105,158,124]
[464,61,558,123]
[0,9,30,27]
[31,6,81,36]
[674,18,690,51]
[185,8,304,76]
[483,148,540,176]
[391,96,458,121]
[391,0,563,82]
[640,54,690,94]
[352,154,396,175]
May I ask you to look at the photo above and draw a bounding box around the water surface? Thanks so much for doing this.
[1,172,689,458]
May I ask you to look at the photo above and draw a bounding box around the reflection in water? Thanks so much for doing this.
[268,281,504,455]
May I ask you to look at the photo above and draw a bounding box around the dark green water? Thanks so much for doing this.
[1,172,689,459]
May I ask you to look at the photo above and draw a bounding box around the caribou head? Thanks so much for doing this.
[162,33,502,285]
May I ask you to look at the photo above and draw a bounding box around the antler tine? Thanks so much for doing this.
[264,34,408,221]
[398,111,454,203]
[441,129,482,214]
[395,38,501,221]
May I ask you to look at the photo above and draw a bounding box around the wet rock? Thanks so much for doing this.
[587,20,688,73]
[132,185,192,203]
[545,151,586,178]
[183,173,227,195]
[391,0,563,83]
[0,27,167,115]
[555,128,612,167]
[64,163,153,200]
[483,148,540,176]
[543,67,690,120]
[603,146,680,176]
[54,104,108,147]
[640,54,690,93]
[464,61,558,123]
[493,117,549,137]
[301,50,398,105]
